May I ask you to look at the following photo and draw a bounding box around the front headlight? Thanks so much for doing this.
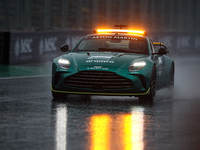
[129,61,146,72]
[58,58,70,69]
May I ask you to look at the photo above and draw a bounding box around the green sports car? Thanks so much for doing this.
[51,29,174,102]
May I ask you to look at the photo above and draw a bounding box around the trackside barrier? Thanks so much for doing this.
[149,32,200,55]
[0,30,200,65]
[8,30,91,65]
[0,32,10,64]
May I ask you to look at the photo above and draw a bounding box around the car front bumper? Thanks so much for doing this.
[51,67,151,96]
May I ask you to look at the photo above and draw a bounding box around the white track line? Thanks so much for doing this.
[0,74,51,80]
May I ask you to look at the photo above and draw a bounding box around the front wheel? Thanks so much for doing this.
[139,68,156,102]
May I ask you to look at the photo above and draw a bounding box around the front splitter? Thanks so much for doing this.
[51,85,150,96]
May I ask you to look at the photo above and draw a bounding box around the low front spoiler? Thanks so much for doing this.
[51,85,150,96]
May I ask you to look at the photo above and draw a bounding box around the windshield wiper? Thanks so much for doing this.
[98,48,130,52]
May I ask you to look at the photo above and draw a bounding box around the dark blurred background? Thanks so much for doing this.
[0,0,199,65]
[0,0,199,32]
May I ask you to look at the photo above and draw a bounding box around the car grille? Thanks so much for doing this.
[64,71,133,90]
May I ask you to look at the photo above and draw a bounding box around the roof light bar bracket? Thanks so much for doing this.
[114,24,128,29]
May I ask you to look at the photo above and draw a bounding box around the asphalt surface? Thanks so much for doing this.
[0,56,200,150]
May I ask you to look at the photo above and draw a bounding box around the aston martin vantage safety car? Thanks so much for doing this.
[51,28,174,102]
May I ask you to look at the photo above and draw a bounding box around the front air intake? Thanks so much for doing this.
[64,71,133,90]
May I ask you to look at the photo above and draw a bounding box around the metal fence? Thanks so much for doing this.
[0,0,199,32]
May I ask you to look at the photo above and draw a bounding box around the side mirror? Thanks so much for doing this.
[158,47,169,55]
[60,44,70,52]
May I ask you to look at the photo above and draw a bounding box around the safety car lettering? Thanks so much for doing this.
[158,57,162,65]
[91,36,138,41]
[157,57,163,76]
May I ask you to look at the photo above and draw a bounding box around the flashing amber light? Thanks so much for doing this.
[96,29,146,36]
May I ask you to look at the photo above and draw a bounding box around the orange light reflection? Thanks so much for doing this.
[90,115,111,150]
[90,108,144,150]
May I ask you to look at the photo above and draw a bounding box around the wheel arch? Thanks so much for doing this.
[146,63,157,89]
[163,56,175,86]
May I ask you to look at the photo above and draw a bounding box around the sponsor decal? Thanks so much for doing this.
[39,37,57,55]
[14,38,33,57]
[87,66,109,70]
[86,60,114,63]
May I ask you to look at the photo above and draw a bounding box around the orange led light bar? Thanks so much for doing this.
[96,29,147,35]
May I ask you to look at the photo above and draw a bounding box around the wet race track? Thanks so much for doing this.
[0,56,200,150]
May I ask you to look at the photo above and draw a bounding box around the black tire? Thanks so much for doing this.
[139,67,156,102]
[52,91,67,100]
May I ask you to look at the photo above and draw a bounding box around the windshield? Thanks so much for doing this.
[74,35,149,54]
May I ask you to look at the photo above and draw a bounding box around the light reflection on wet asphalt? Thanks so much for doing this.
[52,96,175,150]
[53,98,148,150]
[0,56,200,150]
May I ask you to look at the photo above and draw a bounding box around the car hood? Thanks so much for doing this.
[62,52,148,70]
